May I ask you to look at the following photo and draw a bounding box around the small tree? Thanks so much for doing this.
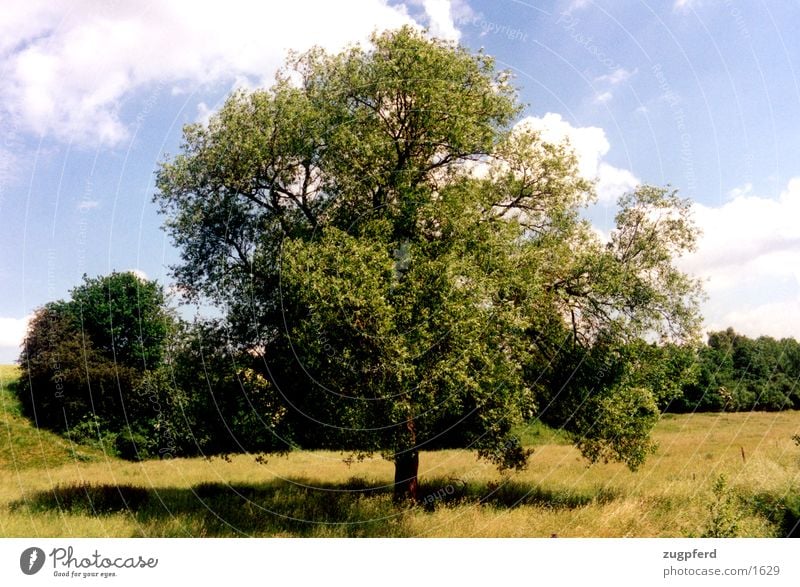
[18,272,174,458]
[155,27,702,500]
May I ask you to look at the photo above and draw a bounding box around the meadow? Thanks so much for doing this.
[2,364,799,538]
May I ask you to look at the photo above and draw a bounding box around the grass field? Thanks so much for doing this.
[2,364,799,537]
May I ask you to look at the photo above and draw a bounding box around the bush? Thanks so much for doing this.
[17,272,176,460]
[66,415,119,456]
[164,320,293,457]
[702,475,742,538]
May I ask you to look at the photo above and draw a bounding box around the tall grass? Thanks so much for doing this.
[2,366,799,537]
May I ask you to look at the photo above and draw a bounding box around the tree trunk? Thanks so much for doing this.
[393,418,419,503]
[393,448,419,503]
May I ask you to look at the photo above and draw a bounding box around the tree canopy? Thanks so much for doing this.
[155,27,703,500]
[18,272,174,458]
[672,328,800,412]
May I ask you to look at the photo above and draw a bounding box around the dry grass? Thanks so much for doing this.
[2,365,799,537]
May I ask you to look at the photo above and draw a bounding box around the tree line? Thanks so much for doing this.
[669,328,800,413]
[17,273,796,467]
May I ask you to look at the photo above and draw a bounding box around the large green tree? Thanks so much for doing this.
[155,27,703,500]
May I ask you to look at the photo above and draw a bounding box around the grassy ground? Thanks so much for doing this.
[2,364,799,537]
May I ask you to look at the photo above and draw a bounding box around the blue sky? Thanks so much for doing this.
[1,0,800,362]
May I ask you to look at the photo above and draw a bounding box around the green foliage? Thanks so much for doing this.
[702,474,742,538]
[514,420,572,446]
[574,386,660,470]
[749,490,800,537]
[670,328,800,413]
[66,414,119,455]
[163,320,293,457]
[17,272,175,459]
[69,273,169,369]
[155,26,703,487]
[533,338,674,470]
[627,342,700,411]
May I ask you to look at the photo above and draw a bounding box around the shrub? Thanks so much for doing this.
[702,475,741,538]
[17,272,176,460]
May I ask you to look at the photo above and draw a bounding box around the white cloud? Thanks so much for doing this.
[595,67,636,85]
[448,0,477,27]
[680,178,800,338]
[196,102,214,126]
[595,163,639,203]
[515,113,639,203]
[727,181,752,199]
[0,315,30,349]
[408,0,472,41]
[681,179,800,292]
[0,0,418,146]
[594,91,613,104]
[0,0,61,57]
[420,0,461,41]
[128,269,149,282]
[715,300,800,341]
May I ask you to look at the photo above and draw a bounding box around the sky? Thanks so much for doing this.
[1,0,800,362]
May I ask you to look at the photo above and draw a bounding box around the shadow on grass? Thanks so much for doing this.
[10,476,620,537]
[748,491,800,538]
[418,478,619,511]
